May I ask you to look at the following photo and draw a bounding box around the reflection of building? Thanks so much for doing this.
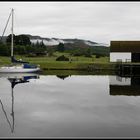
[110,41,140,62]
[109,75,140,96]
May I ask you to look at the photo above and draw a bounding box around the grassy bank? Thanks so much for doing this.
[0,53,116,71]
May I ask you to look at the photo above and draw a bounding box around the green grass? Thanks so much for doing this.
[0,57,11,66]
[0,52,112,70]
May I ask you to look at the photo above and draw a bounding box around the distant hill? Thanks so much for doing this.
[26,35,110,55]
[24,34,109,47]
[0,34,110,56]
[0,34,109,47]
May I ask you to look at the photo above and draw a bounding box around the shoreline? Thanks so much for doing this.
[41,63,116,71]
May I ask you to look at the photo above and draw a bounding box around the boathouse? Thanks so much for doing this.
[110,41,140,62]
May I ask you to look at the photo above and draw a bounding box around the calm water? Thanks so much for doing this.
[0,73,140,138]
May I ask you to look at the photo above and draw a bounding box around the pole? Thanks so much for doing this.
[11,9,14,57]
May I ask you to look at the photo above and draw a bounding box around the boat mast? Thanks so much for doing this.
[11,9,14,58]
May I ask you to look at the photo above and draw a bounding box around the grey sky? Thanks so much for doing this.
[0,2,140,45]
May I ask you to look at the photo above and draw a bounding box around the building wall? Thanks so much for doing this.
[110,52,131,62]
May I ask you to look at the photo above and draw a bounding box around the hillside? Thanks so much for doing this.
[25,34,109,47]
[0,34,110,56]
[25,35,110,55]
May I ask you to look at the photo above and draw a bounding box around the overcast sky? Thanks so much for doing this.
[0,2,140,45]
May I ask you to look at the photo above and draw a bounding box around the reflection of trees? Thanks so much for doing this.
[0,74,39,133]
[56,75,70,80]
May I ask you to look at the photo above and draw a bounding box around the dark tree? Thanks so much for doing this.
[40,40,46,48]
[6,34,31,46]
[85,48,92,57]
[0,43,10,56]
[15,35,31,46]
[6,34,16,44]
[57,43,65,52]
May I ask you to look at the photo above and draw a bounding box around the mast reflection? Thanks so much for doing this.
[0,73,39,133]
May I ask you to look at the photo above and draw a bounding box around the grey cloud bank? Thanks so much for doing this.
[0,2,140,45]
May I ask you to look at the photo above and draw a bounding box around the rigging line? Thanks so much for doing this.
[0,99,12,131]
[0,10,12,42]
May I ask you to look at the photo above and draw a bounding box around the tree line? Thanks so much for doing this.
[0,34,47,56]
[0,34,109,57]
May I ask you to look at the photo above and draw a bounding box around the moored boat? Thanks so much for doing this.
[0,8,40,73]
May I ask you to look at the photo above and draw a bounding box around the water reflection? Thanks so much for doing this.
[109,75,140,96]
[0,73,39,133]
[56,75,70,80]
[1,73,140,137]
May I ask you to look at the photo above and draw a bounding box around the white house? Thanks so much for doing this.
[110,41,140,62]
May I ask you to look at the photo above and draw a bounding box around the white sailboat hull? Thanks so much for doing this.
[0,66,40,73]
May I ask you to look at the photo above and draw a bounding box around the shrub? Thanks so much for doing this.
[56,55,69,61]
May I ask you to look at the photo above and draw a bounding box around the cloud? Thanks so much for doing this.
[0,2,140,44]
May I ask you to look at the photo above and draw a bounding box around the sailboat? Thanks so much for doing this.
[0,9,40,73]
